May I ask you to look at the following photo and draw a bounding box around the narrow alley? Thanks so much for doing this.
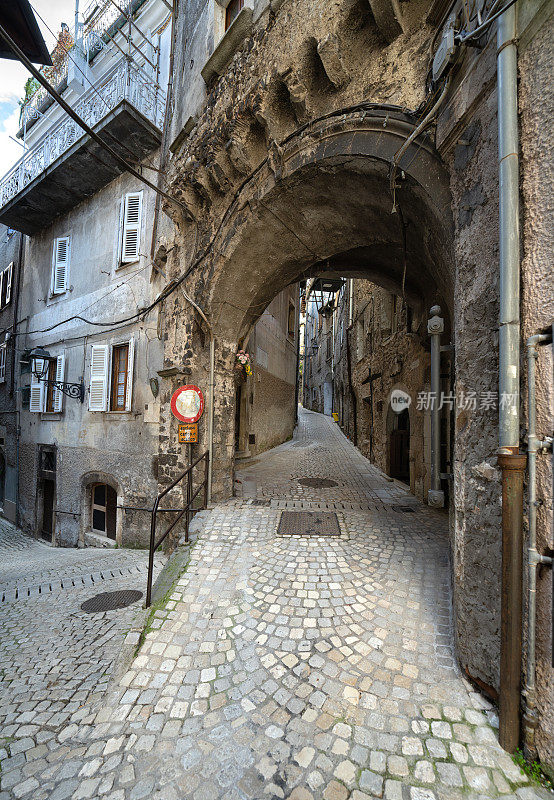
[0,408,547,800]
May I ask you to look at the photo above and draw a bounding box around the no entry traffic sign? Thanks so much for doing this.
[170,385,204,423]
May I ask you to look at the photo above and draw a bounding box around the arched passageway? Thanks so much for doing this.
[183,112,454,496]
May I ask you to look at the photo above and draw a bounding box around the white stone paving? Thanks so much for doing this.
[0,409,550,800]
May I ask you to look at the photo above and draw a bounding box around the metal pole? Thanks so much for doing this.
[498,448,526,751]
[497,2,523,752]
[497,3,521,452]
[522,333,553,757]
[145,501,158,607]
[428,305,444,508]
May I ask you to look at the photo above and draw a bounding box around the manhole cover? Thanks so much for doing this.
[298,477,338,488]
[277,511,341,536]
[392,505,416,513]
[80,589,143,613]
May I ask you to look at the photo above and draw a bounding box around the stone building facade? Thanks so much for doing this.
[153,0,553,771]
[0,226,23,525]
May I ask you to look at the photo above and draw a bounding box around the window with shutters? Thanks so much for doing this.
[51,237,70,295]
[120,192,143,264]
[45,360,57,412]
[110,344,129,411]
[0,344,6,383]
[88,340,134,412]
[30,354,65,413]
[0,263,13,308]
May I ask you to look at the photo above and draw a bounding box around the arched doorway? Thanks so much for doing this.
[389,408,410,484]
[91,483,117,540]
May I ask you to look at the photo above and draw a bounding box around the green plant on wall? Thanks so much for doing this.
[18,28,74,122]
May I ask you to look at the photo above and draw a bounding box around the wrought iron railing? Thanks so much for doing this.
[82,0,137,58]
[0,58,165,209]
[145,451,210,607]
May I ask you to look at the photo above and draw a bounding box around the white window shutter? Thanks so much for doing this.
[52,237,70,294]
[53,353,65,412]
[89,345,109,411]
[121,192,142,263]
[125,338,135,411]
[30,359,45,412]
[5,262,12,304]
[0,345,6,383]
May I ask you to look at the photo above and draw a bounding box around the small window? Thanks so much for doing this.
[110,344,129,411]
[287,302,296,338]
[52,237,70,295]
[0,344,6,383]
[225,0,244,29]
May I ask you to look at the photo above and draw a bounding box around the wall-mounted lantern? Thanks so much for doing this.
[29,347,85,403]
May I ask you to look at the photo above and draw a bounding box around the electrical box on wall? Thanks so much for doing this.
[432,25,456,83]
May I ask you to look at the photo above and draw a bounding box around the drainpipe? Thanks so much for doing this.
[496,1,525,753]
[522,333,553,758]
[428,305,444,508]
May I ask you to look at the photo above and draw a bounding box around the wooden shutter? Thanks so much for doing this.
[52,237,70,294]
[124,338,135,411]
[89,345,109,411]
[5,262,12,305]
[121,192,142,263]
[53,353,65,412]
[30,358,45,412]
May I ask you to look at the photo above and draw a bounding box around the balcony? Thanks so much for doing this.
[0,58,165,235]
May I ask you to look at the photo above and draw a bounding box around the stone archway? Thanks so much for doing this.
[80,471,122,547]
[173,112,454,497]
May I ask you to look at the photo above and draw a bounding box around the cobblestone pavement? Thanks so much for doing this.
[1,409,549,800]
[0,522,165,800]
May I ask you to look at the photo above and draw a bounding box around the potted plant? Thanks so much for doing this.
[234,350,252,383]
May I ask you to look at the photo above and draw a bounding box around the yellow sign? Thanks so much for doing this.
[179,423,198,443]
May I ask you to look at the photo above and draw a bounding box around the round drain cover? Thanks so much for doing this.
[298,477,338,488]
[81,589,143,613]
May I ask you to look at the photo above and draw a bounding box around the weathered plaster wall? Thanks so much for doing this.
[17,172,166,548]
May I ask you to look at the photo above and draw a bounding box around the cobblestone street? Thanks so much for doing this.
[0,409,548,800]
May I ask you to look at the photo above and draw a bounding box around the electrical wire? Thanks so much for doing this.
[389,76,452,212]
[456,0,518,41]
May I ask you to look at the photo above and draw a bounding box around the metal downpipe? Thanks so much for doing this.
[522,334,553,757]
[428,306,444,508]
[496,1,524,753]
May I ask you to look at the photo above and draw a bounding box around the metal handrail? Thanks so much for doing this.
[145,450,209,607]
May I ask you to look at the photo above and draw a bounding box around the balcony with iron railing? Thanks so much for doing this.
[0,58,165,235]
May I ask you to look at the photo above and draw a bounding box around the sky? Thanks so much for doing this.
[0,0,75,177]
